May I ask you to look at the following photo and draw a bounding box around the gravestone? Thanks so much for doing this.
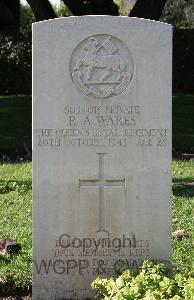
[33,16,172,300]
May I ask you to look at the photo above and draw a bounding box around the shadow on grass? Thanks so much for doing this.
[173,185,194,198]
[0,180,32,194]
[0,284,32,298]
[173,175,194,198]
[173,94,194,153]
[0,256,11,263]
[0,95,32,155]
[172,177,194,184]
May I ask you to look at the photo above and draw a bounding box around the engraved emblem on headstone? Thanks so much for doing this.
[79,153,126,232]
[70,34,134,99]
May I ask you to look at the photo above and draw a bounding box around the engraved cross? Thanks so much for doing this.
[79,153,126,232]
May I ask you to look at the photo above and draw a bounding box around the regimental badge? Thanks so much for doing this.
[70,34,134,99]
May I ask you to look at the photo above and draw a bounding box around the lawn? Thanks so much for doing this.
[0,93,194,155]
[172,160,194,273]
[0,93,193,297]
[0,163,32,296]
[0,160,193,297]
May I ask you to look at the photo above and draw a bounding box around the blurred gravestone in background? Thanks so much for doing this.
[0,0,20,34]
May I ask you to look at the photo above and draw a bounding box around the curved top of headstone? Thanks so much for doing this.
[33,15,172,29]
[33,15,172,101]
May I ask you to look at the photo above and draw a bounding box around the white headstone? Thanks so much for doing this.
[33,16,172,300]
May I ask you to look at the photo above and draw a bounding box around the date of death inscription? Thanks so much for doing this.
[34,105,168,148]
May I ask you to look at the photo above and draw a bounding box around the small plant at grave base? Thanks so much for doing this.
[91,261,194,300]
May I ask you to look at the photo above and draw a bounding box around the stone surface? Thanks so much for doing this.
[33,16,172,300]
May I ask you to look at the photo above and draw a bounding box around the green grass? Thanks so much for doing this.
[0,93,194,155]
[173,93,194,152]
[172,160,194,273]
[0,163,32,292]
[0,160,193,292]
[0,95,31,155]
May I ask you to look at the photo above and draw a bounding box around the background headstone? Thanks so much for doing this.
[33,16,172,300]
